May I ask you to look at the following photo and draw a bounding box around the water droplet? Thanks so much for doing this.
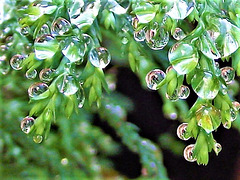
[82,34,94,47]
[220,67,235,84]
[26,69,37,79]
[230,108,237,122]
[0,44,8,53]
[223,121,231,129]
[10,54,25,70]
[183,144,196,162]
[177,123,190,140]
[213,143,222,155]
[132,17,139,29]
[77,83,85,108]
[38,24,50,37]
[222,33,239,58]
[5,35,14,46]
[167,0,194,19]
[178,85,190,99]
[21,26,30,36]
[21,116,34,134]
[122,37,128,44]
[173,27,186,40]
[62,37,86,63]
[28,82,49,98]
[39,68,54,83]
[166,90,179,101]
[61,158,69,165]
[0,56,10,75]
[34,34,59,60]
[51,17,71,36]
[145,69,166,90]
[33,134,43,144]
[232,101,240,111]
[145,25,169,50]
[89,47,111,68]
[57,75,78,96]
[134,28,146,42]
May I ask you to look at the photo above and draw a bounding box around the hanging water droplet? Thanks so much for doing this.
[178,85,190,99]
[39,68,54,83]
[213,143,222,155]
[20,116,34,134]
[223,121,231,129]
[134,28,146,42]
[57,75,78,96]
[145,69,166,90]
[33,134,43,144]
[10,54,25,70]
[145,24,169,50]
[25,69,37,79]
[177,123,190,140]
[0,56,10,75]
[77,84,85,108]
[166,90,179,101]
[28,82,49,98]
[21,25,30,36]
[220,67,235,84]
[34,34,59,60]
[38,24,50,37]
[51,17,71,36]
[132,16,139,30]
[89,47,111,68]
[183,144,196,162]
[173,27,186,40]
[232,101,240,111]
[230,108,237,122]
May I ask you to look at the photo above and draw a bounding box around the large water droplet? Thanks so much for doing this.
[145,25,169,50]
[191,71,219,99]
[89,47,111,68]
[213,142,222,155]
[62,37,86,63]
[220,67,235,84]
[173,27,186,40]
[166,90,179,102]
[134,28,146,42]
[39,68,54,83]
[28,82,49,98]
[21,25,30,36]
[34,34,59,60]
[33,134,43,144]
[232,101,240,111]
[177,123,190,140]
[21,116,34,134]
[178,85,190,99]
[10,54,25,70]
[57,75,78,96]
[25,69,37,79]
[183,144,196,162]
[145,69,166,90]
[51,17,71,36]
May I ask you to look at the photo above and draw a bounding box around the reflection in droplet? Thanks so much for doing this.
[232,101,240,111]
[33,134,43,144]
[89,47,111,68]
[26,69,37,79]
[177,123,190,140]
[28,82,49,98]
[57,75,78,96]
[183,144,196,162]
[51,17,71,36]
[166,90,179,101]
[134,28,146,42]
[220,67,235,84]
[173,27,186,40]
[178,85,190,99]
[39,68,54,83]
[145,69,166,90]
[230,108,237,122]
[10,54,25,70]
[21,116,35,134]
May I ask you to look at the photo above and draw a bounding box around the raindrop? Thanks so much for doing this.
[39,68,54,83]
[57,75,78,96]
[10,54,25,70]
[177,123,190,140]
[213,143,222,155]
[134,28,146,42]
[183,144,196,162]
[173,27,186,40]
[28,82,49,98]
[230,108,237,122]
[232,101,240,111]
[33,135,43,144]
[21,116,34,134]
[21,26,30,36]
[178,85,190,99]
[145,69,166,90]
[220,67,235,84]
[51,17,71,36]
[166,90,179,101]
[26,69,37,79]
[89,47,111,68]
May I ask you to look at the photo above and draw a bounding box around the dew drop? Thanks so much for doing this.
[177,123,190,140]
[232,101,240,111]
[38,24,50,36]
[21,26,30,36]
[39,68,54,83]
[25,69,37,79]
[145,69,166,90]
[223,121,231,129]
[33,134,43,144]
[77,84,85,108]
[213,143,222,155]
[183,144,196,162]
[82,34,94,47]
[166,90,179,101]
[28,82,49,98]
[178,85,190,99]
[89,47,111,68]
[132,17,139,30]
[122,37,128,44]
[5,35,14,46]
[10,54,25,70]
[21,116,34,134]
[220,67,235,84]
[0,56,10,75]
[173,27,186,40]
[57,75,78,96]
[51,17,71,36]
[230,108,237,122]
[0,44,8,53]
[134,28,146,42]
